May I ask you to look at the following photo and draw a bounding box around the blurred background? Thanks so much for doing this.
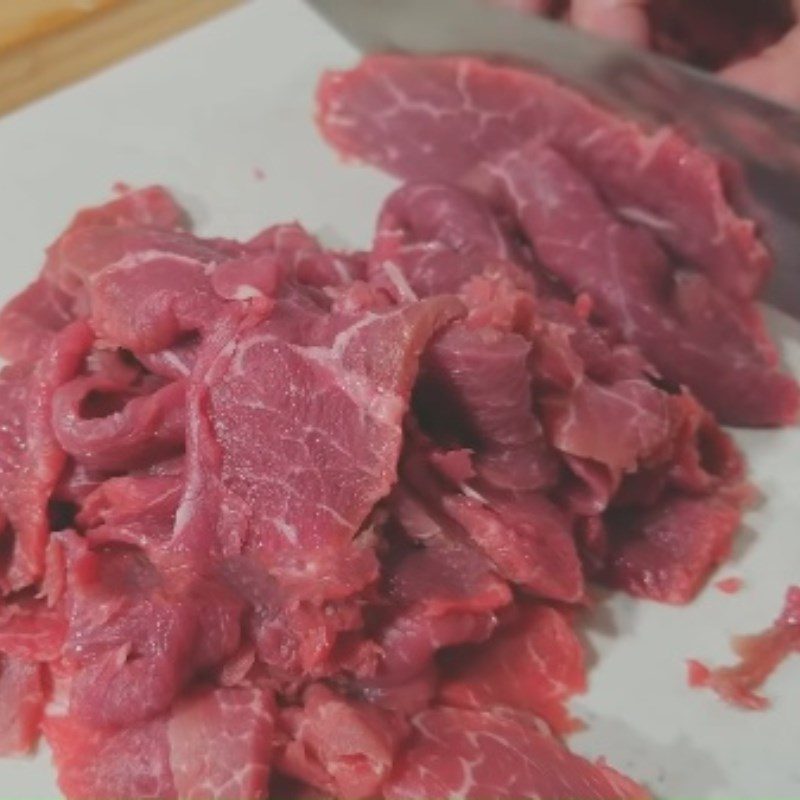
[0,0,242,116]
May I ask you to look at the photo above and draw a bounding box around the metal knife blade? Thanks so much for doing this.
[306,0,800,318]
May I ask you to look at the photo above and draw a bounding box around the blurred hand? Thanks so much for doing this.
[719,1,800,107]
[569,0,649,47]
[491,0,800,106]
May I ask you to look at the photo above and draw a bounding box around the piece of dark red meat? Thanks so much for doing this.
[0,321,93,590]
[384,706,648,799]
[45,684,274,800]
[605,494,743,603]
[689,585,800,709]
[0,655,45,756]
[440,603,586,734]
[417,323,560,492]
[219,553,376,682]
[0,278,75,363]
[397,425,584,603]
[279,683,408,800]
[52,374,185,472]
[59,535,243,728]
[78,473,183,556]
[45,712,177,800]
[318,56,767,300]
[370,182,516,299]
[0,594,67,662]
[442,488,584,602]
[43,185,185,294]
[62,226,232,353]
[167,685,276,799]
[248,223,367,288]
[171,286,462,580]
[317,55,798,426]
[384,486,511,617]
[467,141,796,426]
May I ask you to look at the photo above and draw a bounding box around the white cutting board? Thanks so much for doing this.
[0,1,798,797]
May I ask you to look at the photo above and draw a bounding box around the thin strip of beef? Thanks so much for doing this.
[605,493,743,603]
[439,603,586,734]
[171,285,462,584]
[0,655,45,756]
[400,431,582,602]
[52,376,185,472]
[318,55,769,300]
[78,473,184,556]
[44,684,274,800]
[383,706,649,799]
[59,534,243,728]
[0,278,75,363]
[63,226,231,353]
[317,56,798,426]
[467,142,797,426]
[0,321,93,590]
[43,186,186,295]
[278,683,409,800]
[247,223,367,288]
[0,593,67,662]
[370,182,518,299]
[218,552,376,682]
[416,323,560,492]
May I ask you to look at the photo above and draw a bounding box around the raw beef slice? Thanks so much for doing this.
[384,707,647,800]
[317,55,799,426]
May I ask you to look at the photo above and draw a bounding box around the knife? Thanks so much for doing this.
[305,0,800,318]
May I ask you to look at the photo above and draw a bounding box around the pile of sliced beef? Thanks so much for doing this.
[0,55,795,800]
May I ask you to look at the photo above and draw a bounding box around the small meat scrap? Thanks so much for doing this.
[715,576,744,595]
[688,586,800,710]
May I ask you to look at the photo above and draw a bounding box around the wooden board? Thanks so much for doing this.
[0,0,242,116]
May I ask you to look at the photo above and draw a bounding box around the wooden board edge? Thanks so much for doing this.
[0,0,244,117]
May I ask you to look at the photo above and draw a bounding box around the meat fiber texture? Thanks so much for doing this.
[0,55,782,800]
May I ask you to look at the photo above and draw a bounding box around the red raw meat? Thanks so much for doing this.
[52,375,185,472]
[383,707,648,799]
[715,576,744,594]
[606,495,743,604]
[0,321,93,589]
[167,686,276,800]
[689,586,800,709]
[0,656,44,756]
[0,105,766,796]
[467,142,796,426]
[279,684,407,799]
[45,713,177,800]
[172,288,462,578]
[45,685,274,800]
[440,604,586,734]
[318,56,767,299]
[0,595,66,661]
[443,489,584,602]
[248,223,367,288]
[371,182,514,298]
[0,278,74,363]
[71,227,232,352]
[317,55,798,425]
[44,185,185,293]
[418,323,559,491]
[79,473,183,555]
[60,535,243,728]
